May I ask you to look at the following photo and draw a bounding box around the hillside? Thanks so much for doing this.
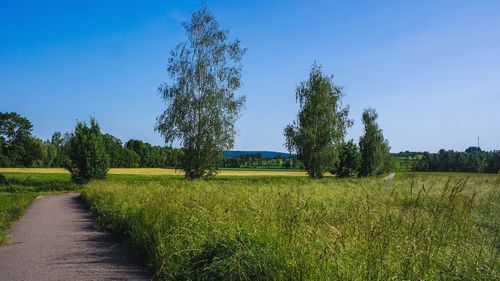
[224,150,295,159]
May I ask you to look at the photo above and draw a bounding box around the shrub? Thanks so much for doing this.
[332,140,360,177]
[67,118,109,184]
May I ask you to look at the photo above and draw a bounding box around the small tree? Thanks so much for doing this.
[284,64,352,179]
[332,140,360,177]
[359,108,391,177]
[67,118,109,184]
[156,7,246,179]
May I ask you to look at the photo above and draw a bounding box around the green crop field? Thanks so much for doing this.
[78,173,500,280]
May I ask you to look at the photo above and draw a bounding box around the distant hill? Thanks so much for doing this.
[224,150,295,159]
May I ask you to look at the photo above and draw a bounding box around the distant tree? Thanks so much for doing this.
[163,147,183,167]
[359,108,391,177]
[486,151,500,173]
[0,112,45,167]
[155,7,246,179]
[47,132,71,167]
[332,140,361,178]
[0,112,33,145]
[102,134,124,167]
[67,118,109,184]
[284,64,351,179]
[125,139,147,164]
[125,139,163,168]
[19,136,46,167]
[119,148,140,168]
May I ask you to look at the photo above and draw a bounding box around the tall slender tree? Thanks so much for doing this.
[359,108,392,177]
[284,64,352,179]
[156,7,246,179]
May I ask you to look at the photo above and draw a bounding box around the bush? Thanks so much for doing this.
[67,118,109,184]
[332,140,360,177]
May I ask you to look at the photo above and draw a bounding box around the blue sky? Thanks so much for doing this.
[1,0,499,152]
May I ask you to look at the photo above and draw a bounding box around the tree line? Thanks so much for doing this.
[222,154,303,169]
[0,112,182,170]
[414,149,500,173]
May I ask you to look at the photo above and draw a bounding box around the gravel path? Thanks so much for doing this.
[0,193,153,281]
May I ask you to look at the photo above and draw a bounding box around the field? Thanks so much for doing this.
[1,170,499,279]
[0,168,308,177]
[80,172,499,280]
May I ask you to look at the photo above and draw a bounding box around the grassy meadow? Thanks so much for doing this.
[79,173,499,280]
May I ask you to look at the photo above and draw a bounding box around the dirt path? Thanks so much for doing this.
[0,193,152,281]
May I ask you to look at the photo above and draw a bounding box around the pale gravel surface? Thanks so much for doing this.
[0,193,153,281]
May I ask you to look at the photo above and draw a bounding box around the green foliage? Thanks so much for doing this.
[102,134,125,167]
[119,148,140,168]
[332,140,360,177]
[83,175,500,280]
[42,132,71,168]
[67,118,110,184]
[156,7,246,179]
[284,64,351,179]
[0,193,37,244]
[125,140,168,168]
[0,112,45,167]
[0,111,183,169]
[416,149,500,173]
[222,154,299,169]
[0,112,33,145]
[359,108,392,177]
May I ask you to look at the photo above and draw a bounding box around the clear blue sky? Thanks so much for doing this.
[1,0,499,152]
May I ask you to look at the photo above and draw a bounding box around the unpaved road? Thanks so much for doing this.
[0,193,152,281]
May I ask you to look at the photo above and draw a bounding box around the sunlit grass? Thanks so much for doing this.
[0,193,37,245]
[0,167,310,177]
[83,174,500,280]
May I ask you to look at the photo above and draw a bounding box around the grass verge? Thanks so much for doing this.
[0,193,37,244]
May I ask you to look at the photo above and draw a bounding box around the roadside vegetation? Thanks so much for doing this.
[83,174,499,280]
[0,192,36,244]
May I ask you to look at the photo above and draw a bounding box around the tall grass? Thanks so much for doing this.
[82,174,500,280]
[0,193,37,244]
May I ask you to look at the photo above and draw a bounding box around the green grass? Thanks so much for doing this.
[0,172,75,192]
[0,172,81,244]
[0,193,37,244]
[82,173,500,280]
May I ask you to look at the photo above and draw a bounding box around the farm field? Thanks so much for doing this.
[79,173,499,280]
[0,168,308,177]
